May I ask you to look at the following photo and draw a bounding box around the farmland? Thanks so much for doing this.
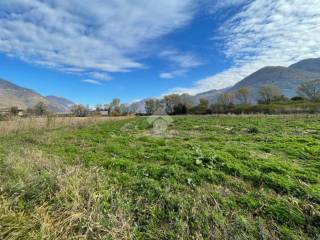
[0,115,319,239]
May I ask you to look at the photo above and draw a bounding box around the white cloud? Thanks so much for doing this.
[160,50,202,68]
[160,72,175,79]
[160,69,189,79]
[88,72,112,81]
[170,0,320,95]
[159,50,202,79]
[0,0,196,78]
[82,79,103,85]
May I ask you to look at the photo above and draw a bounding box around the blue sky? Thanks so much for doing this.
[1,0,320,105]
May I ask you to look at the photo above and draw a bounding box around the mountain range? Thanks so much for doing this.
[192,57,320,103]
[1,57,319,112]
[0,79,74,112]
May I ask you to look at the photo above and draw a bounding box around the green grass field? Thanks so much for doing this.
[0,116,319,239]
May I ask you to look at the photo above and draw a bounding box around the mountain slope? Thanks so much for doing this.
[228,66,320,99]
[192,88,229,103]
[193,57,320,103]
[0,79,74,112]
[290,58,320,73]
[45,96,74,112]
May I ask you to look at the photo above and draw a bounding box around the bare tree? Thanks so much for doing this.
[120,104,130,115]
[180,93,194,109]
[236,87,251,105]
[217,93,235,107]
[258,85,281,104]
[145,98,161,115]
[34,102,48,116]
[164,94,181,115]
[95,104,103,111]
[103,104,110,111]
[128,103,139,114]
[109,98,121,116]
[70,104,89,117]
[297,79,320,102]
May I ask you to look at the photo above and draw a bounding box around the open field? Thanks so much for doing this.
[0,116,132,135]
[0,115,319,239]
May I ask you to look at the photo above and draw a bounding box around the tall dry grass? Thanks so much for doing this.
[0,149,135,239]
[0,116,132,135]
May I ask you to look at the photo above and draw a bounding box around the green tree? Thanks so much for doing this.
[198,98,209,114]
[10,106,19,116]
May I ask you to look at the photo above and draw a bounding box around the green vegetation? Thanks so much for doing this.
[0,115,320,239]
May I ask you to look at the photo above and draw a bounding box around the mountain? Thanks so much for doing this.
[192,88,230,103]
[290,58,320,73]
[193,57,320,102]
[228,66,320,99]
[0,78,74,112]
[45,96,74,112]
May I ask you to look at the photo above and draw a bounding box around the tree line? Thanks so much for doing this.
[144,79,320,115]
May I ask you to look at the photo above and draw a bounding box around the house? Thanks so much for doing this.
[0,107,25,117]
[99,110,109,116]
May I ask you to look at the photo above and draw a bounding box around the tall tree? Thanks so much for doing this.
[34,102,48,116]
[120,104,129,115]
[297,79,320,101]
[198,98,209,113]
[180,93,194,109]
[145,99,161,115]
[236,87,251,105]
[164,94,181,115]
[128,103,139,114]
[70,104,89,117]
[95,104,103,111]
[217,93,235,107]
[109,98,121,116]
[10,106,19,116]
[258,85,281,104]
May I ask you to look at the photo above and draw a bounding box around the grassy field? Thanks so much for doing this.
[0,115,319,239]
[0,116,132,135]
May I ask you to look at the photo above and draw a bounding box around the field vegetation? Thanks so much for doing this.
[0,116,131,135]
[0,115,319,239]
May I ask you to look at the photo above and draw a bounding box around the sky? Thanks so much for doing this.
[1,0,320,105]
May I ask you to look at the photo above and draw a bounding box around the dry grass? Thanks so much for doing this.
[0,149,135,240]
[0,116,132,135]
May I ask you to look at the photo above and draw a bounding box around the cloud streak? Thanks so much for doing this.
[159,50,202,79]
[0,0,196,80]
[171,0,320,95]
[82,79,103,85]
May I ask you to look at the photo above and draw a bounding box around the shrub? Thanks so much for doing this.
[248,127,259,134]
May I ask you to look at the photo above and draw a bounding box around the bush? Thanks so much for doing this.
[291,96,305,101]
[247,127,259,134]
